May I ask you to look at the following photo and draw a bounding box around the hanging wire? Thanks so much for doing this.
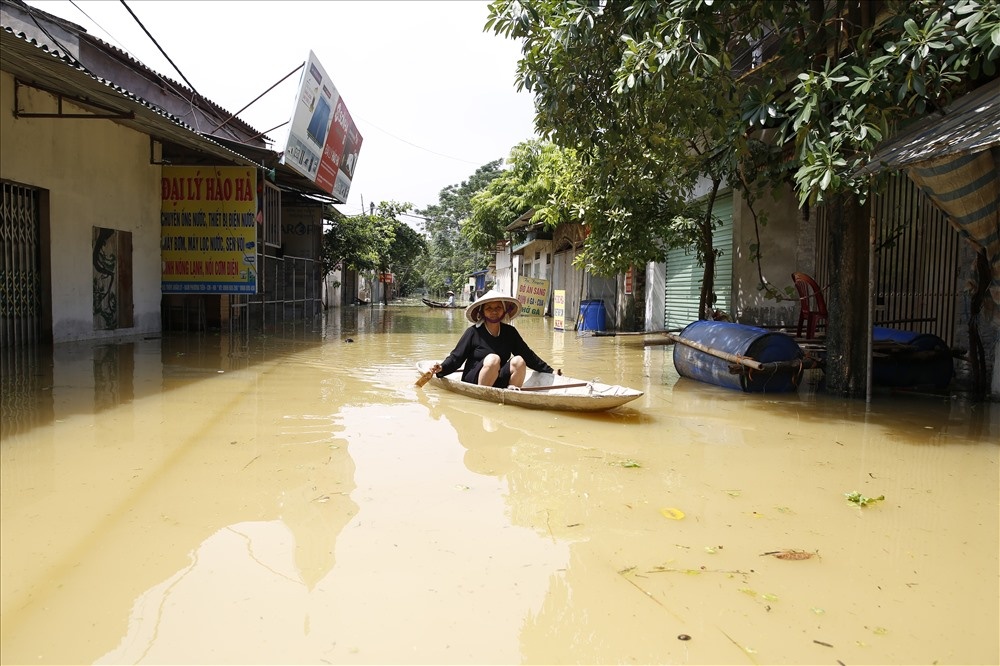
[119,0,200,96]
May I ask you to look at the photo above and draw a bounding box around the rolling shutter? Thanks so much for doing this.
[664,194,733,331]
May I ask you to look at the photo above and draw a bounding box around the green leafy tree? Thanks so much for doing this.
[388,220,428,298]
[487,0,998,397]
[487,1,734,313]
[417,160,505,296]
[321,206,378,275]
[322,201,427,304]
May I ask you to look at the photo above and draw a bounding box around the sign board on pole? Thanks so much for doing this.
[282,51,363,203]
[553,289,565,330]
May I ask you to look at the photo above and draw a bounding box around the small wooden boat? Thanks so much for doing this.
[415,360,643,412]
[421,297,461,309]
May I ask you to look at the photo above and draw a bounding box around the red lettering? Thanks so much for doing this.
[236,176,254,201]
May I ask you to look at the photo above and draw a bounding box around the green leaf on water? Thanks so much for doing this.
[845,491,885,506]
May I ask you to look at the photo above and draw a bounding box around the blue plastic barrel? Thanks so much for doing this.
[578,300,606,332]
[672,320,804,393]
[872,327,953,389]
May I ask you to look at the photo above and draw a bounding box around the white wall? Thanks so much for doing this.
[1,71,163,342]
[731,186,803,327]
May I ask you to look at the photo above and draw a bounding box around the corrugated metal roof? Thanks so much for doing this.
[1,26,263,168]
[858,79,1000,174]
[505,208,537,231]
[75,31,268,142]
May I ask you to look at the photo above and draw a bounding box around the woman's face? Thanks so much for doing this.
[481,302,506,323]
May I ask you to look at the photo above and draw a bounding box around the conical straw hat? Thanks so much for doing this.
[465,289,521,323]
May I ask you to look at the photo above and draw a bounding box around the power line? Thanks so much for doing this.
[119,0,200,96]
[355,116,486,165]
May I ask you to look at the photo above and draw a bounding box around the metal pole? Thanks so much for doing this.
[866,178,876,404]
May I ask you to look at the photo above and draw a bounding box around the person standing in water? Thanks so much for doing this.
[428,290,558,388]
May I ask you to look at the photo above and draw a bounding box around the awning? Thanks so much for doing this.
[858,79,1000,174]
[858,80,1000,314]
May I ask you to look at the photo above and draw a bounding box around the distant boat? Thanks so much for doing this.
[415,360,643,412]
[421,297,461,309]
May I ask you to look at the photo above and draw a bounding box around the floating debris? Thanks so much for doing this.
[845,491,885,507]
[761,549,818,560]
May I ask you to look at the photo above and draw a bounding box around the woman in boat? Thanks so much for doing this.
[429,290,559,389]
[445,290,455,307]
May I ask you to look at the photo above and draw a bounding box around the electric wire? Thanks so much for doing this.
[118,0,200,96]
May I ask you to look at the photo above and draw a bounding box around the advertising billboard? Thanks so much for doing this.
[160,166,258,294]
[283,51,363,203]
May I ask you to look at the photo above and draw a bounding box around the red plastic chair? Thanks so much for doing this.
[792,272,827,339]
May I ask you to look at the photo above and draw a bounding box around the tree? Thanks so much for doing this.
[487,1,738,314]
[487,0,999,397]
[388,220,428,298]
[321,206,378,275]
[417,160,505,296]
[321,201,427,305]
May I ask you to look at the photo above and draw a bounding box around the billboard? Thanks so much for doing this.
[282,51,363,203]
[160,166,258,294]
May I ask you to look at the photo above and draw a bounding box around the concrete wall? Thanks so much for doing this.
[731,186,805,328]
[1,70,163,342]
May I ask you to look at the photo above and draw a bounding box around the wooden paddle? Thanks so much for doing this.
[415,370,435,387]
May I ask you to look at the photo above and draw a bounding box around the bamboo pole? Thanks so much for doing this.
[666,333,765,371]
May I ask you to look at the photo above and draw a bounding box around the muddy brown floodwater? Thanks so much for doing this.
[1,304,997,665]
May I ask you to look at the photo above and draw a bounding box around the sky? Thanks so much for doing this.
[26,0,539,220]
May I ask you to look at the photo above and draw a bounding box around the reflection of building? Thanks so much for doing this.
[0,0,339,352]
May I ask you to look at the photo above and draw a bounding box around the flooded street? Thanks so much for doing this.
[1,304,997,665]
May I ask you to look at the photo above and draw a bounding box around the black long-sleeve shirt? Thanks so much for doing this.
[437,323,554,383]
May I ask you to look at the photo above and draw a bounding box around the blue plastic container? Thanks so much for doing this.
[578,300,606,332]
[672,320,804,393]
[872,326,953,389]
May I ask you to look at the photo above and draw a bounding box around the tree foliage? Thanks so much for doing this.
[417,161,505,296]
[321,200,427,302]
[486,0,999,320]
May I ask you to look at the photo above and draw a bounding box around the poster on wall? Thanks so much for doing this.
[516,276,550,316]
[282,51,363,203]
[93,227,133,330]
[160,166,258,294]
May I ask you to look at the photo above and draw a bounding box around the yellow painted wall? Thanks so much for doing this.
[0,70,162,342]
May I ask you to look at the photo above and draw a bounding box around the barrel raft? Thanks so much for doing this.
[671,321,805,393]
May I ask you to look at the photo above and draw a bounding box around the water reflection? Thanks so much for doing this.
[0,304,996,664]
